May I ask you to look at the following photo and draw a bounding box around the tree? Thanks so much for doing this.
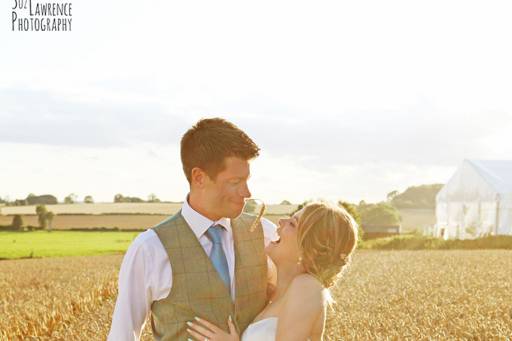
[292,200,313,215]
[36,205,48,229]
[14,199,27,206]
[390,184,444,209]
[64,193,77,204]
[45,211,55,231]
[12,215,24,231]
[26,194,58,205]
[84,195,94,204]
[114,194,144,203]
[339,201,364,241]
[148,193,160,203]
[358,202,401,226]
[280,200,292,205]
[386,190,399,202]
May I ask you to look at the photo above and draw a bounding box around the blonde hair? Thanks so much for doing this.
[297,201,358,288]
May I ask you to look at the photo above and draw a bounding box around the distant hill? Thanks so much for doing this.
[389,184,443,209]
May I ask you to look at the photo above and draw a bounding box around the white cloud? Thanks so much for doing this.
[2,0,512,202]
[0,142,453,204]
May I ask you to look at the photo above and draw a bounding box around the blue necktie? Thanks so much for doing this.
[206,224,231,289]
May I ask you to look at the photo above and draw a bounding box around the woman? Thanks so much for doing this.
[186,201,358,341]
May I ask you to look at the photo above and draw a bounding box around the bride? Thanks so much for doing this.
[186,201,358,341]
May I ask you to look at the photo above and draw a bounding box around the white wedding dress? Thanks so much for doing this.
[241,288,331,340]
[241,317,312,341]
[241,317,279,341]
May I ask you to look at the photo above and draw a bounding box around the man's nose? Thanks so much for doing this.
[240,182,251,198]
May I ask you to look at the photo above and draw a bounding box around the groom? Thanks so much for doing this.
[108,118,278,340]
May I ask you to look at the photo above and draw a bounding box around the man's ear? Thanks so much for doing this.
[190,167,207,188]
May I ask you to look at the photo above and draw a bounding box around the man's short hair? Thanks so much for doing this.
[180,118,260,184]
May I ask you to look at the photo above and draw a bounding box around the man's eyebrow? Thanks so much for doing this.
[232,174,250,180]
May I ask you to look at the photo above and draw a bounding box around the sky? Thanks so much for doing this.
[1,0,512,204]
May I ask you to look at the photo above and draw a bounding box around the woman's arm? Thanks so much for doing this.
[276,274,325,341]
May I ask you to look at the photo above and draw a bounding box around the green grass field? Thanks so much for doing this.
[0,231,141,259]
[2,230,511,260]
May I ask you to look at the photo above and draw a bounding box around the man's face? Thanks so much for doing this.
[204,156,252,219]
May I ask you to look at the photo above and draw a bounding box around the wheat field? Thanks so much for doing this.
[1,250,510,340]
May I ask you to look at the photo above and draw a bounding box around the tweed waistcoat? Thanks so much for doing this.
[150,211,268,341]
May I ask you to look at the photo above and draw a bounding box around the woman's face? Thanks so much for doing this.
[265,208,304,264]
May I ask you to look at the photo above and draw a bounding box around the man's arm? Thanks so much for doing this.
[108,234,154,341]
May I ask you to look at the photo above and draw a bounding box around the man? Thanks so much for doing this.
[108,118,278,340]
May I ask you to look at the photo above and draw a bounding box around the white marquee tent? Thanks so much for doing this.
[435,160,512,239]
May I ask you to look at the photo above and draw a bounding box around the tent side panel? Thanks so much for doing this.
[480,201,498,235]
[497,203,512,235]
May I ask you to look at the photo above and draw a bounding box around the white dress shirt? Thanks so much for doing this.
[108,198,279,341]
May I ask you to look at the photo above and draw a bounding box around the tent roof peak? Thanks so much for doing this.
[464,159,512,194]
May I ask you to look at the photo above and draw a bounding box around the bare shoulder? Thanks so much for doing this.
[286,273,325,308]
[290,273,325,292]
[276,274,326,339]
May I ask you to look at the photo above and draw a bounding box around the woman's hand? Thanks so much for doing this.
[186,315,240,341]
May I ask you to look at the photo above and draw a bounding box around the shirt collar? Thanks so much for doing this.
[181,195,232,239]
